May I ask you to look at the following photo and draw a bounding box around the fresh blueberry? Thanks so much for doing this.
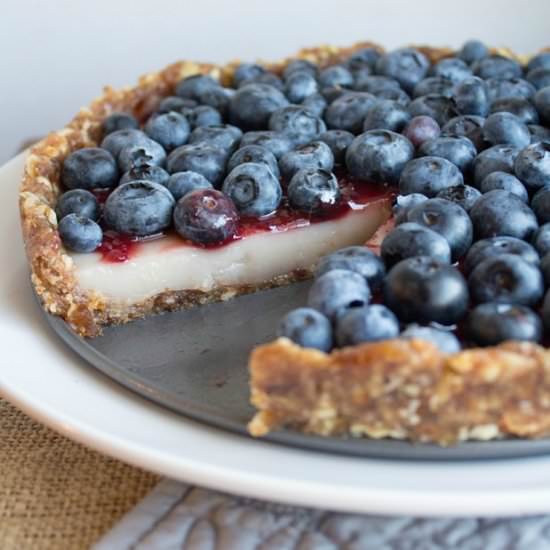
[285,70,319,103]
[441,115,486,150]
[315,246,386,290]
[430,57,472,83]
[459,40,489,64]
[480,171,528,202]
[335,305,399,346]
[436,184,481,211]
[268,105,326,145]
[405,198,473,260]
[319,65,354,89]
[542,254,550,285]
[185,105,223,128]
[529,124,550,144]
[188,124,242,155]
[526,68,550,91]
[102,112,138,135]
[157,96,197,114]
[467,303,542,346]
[164,171,213,201]
[402,116,440,148]
[452,76,490,117]
[399,156,463,197]
[375,48,430,93]
[527,52,550,73]
[384,256,469,325]
[532,224,550,256]
[175,74,219,100]
[308,268,370,320]
[472,55,523,80]
[62,147,118,190]
[101,129,151,159]
[239,131,294,159]
[324,91,377,133]
[463,236,540,274]
[353,75,401,95]
[485,78,536,102]
[375,87,411,106]
[144,112,190,151]
[470,190,538,240]
[282,59,318,80]
[227,145,279,178]
[301,93,328,118]
[318,130,354,164]
[279,141,334,180]
[544,290,550,331]
[473,144,520,185]
[233,63,266,87]
[201,85,233,116]
[413,76,455,99]
[530,186,550,223]
[419,136,478,174]
[120,164,170,187]
[490,97,539,125]
[58,214,102,253]
[277,308,332,352]
[393,193,428,223]
[117,139,167,172]
[56,189,100,221]
[346,129,414,184]
[468,254,543,306]
[381,222,451,266]
[482,112,530,148]
[535,86,550,124]
[104,181,175,236]
[407,94,459,126]
[514,141,550,190]
[401,324,461,354]
[228,83,289,130]
[287,168,339,214]
[166,143,227,187]
[346,47,381,72]
[222,162,282,217]
[322,86,347,103]
[173,189,238,245]
[241,72,285,91]
[362,100,411,132]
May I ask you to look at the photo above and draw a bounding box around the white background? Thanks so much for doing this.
[1,0,549,164]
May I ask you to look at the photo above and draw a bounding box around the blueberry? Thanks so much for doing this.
[362,100,411,132]
[228,83,289,130]
[282,59,318,80]
[467,303,542,346]
[117,139,167,172]
[528,124,550,143]
[301,93,328,118]
[285,70,319,103]
[173,189,238,245]
[164,171,213,201]
[405,198,473,260]
[144,112,190,151]
[227,145,279,178]
[222,162,282,217]
[531,187,550,223]
[463,236,540,274]
[277,308,332,352]
[399,156,463,197]
[324,91,377,134]
[459,40,489,65]
[346,47,381,72]
[241,72,284,91]
[470,190,538,240]
[62,147,118,190]
[166,143,227,187]
[101,129,151,159]
[239,131,294,159]
[157,96,197,114]
[336,304,399,346]
[194,85,232,115]
[308,269,370,320]
[535,86,550,124]
[58,214,102,253]
[441,115,486,150]
[402,116,440,148]
[393,193,429,223]
[175,74,219,100]
[490,97,539,125]
[346,129,414,184]
[56,189,100,221]
[480,171,528,202]
[189,124,242,155]
[526,68,550,91]
[381,222,451,266]
[482,112,530,148]
[268,105,326,145]
[473,144,520,185]
[436,184,481,211]
[104,181,175,236]
[473,55,523,80]
[287,168,339,214]
[102,112,138,135]
[468,254,543,306]
[120,164,170,187]
[233,63,266,87]
[401,324,461,354]
[319,65,354,89]
[532,224,550,256]
[279,141,334,180]
[185,105,223,128]
[375,48,430,93]
[375,87,411,106]
[430,57,472,83]
[527,52,550,73]
[353,75,401,95]
[413,76,455,99]
[384,257,469,325]
[407,94,459,126]
[514,142,550,190]
[419,136,478,175]
[542,254,550,285]
[452,76,490,117]
[315,246,385,290]
[318,130,354,164]
[485,78,536,102]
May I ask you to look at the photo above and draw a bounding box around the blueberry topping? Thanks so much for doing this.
[185,105,223,128]
[430,57,472,83]
[58,214,103,253]
[399,156,464,197]
[120,164,170,187]
[301,93,328,118]
[282,59,318,80]
[175,74,219,101]
[189,124,243,155]
[102,112,138,135]
[514,141,550,190]
[436,184,481,211]
[532,224,550,257]
[347,47,381,72]
[402,116,441,148]
[362,100,411,133]
[401,325,461,354]
[419,136,477,174]
[239,131,294,159]
[485,78,536,102]
[413,76,455,99]
[407,94,459,126]
[268,106,326,145]
[56,189,100,222]
[101,129,153,159]
[353,75,401,95]
[285,71,319,103]
[144,112,190,151]
[336,305,399,347]
[227,145,279,178]
[453,76,489,117]
[277,308,332,352]
[529,124,550,143]
[318,130,354,164]
[459,40,489,65]
[287,168,340,214]
[157,96,197,114]
[233,63,266,87]
[393,193,429,224]
[482,112,530,148]
[318,65,354,89]
[490,97,539,125]
[279,141,334,180]
[117,139,167,172]
[62,147,118,190]
[166,143,228,187]
[480,171,528,202]
[441,115,486,150]
[473,144,520,185]
[527,68,550,91]
[473,55,522,80]
[375,48,430,93]
[530,186,550,224]
[165,171,213,201]
[324,92,377,134]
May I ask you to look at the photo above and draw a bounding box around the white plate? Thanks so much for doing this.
[3,153,550,518]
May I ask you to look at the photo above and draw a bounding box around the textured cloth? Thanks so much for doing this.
[0,399,160,549]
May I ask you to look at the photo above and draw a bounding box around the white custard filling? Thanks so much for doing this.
[71,202,391,304]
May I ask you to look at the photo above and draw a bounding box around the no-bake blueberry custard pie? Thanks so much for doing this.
[19,39,550,445]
